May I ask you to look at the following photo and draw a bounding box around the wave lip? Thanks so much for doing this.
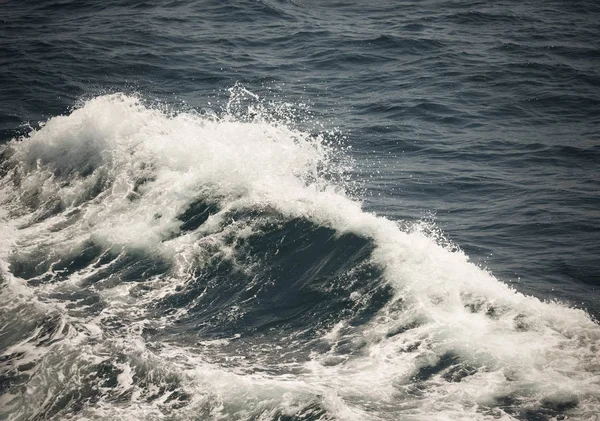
[1,93,600,420]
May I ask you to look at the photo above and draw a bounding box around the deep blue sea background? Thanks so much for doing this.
[1,1,600,420]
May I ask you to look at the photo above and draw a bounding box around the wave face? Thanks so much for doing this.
[1,94,599,421]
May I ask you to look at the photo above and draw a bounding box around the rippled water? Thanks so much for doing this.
[1,1,599,420]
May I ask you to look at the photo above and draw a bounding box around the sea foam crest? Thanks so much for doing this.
[0,93,599,420]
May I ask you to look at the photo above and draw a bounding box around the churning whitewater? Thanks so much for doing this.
[0,94,599,421]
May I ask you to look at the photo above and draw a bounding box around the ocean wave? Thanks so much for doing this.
[1,93,599,420]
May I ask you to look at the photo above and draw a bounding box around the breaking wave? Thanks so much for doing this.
[1,93,599,421]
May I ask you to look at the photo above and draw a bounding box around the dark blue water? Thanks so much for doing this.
[1,1,599,420]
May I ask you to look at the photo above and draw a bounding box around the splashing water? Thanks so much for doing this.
[0,92,599,421]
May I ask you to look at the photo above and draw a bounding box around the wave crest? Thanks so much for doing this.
[1,93,599,420]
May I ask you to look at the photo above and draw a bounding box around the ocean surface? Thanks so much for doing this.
[1,1,599,420]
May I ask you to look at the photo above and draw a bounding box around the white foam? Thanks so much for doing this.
[1,93,599,420]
